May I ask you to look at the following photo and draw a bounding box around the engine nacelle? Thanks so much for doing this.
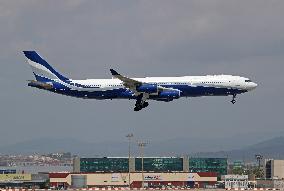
[159,90,181,99]
[136,84,158,93]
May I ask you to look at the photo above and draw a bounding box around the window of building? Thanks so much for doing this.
[80,158,129,173]
[189,158,228,179]
[135,157,183,172]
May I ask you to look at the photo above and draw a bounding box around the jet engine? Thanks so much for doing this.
[136,84,158,93]
[159,90,181,99]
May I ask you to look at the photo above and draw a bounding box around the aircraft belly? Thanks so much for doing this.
[46,85,247,100]
[179,86,247,97]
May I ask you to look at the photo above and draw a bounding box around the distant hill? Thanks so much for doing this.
[0,136,234,156]
[194,136,284,161]
[0,138,128,157]
[1,136,284,161]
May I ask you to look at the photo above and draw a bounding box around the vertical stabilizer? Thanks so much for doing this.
[23,51,68,82]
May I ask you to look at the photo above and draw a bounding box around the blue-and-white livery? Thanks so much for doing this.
[23,51,257,111]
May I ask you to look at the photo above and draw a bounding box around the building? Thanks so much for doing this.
[74,157,227,179]
[67,156,227,188]
[78,157,130,173]
[232,161,244,171]
[0,173,49,188]
[189,158,227,179]
[222,175,248,189]
[264,159,284,179]
[135,157,184,172]
[49,172,217,188]
[257,179,284,189]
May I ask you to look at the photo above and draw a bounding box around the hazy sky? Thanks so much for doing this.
[0,1,284,153]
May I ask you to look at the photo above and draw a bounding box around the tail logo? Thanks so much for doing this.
[23,51,68,82]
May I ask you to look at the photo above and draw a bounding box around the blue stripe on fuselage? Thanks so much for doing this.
[36,84,247,99]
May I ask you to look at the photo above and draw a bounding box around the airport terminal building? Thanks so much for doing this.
[49,157,227,188]
[74,157,227,177]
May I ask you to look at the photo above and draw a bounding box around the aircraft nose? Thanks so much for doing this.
[252,82,257,89]
[248,82,257,90]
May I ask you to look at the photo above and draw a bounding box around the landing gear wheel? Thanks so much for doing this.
[231,94,237,104]
[134,102,149,111]
[134,107,142,111]
[142,102,149,108]
[134,93,149,111]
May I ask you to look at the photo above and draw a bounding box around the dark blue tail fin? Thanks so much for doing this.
[23,51,68,82]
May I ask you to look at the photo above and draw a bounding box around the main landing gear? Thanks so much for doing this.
[231,94,237,104]
[134,102,149,111]
[134,94,149,111]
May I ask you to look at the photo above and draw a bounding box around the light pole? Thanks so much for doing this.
[126,133,133,189]
[138,141,148,189]
[255,154,263,178]
[255,154,263,168]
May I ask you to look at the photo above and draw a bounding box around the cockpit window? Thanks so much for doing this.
[245,80,252,82]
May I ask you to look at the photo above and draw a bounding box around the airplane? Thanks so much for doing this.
[23,51,257,111]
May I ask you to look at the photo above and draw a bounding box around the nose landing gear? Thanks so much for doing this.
[231,94,237,104]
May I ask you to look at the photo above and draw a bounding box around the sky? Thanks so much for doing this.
[0,0,284,155]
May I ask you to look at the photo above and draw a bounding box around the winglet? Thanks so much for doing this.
[110,69,119,76]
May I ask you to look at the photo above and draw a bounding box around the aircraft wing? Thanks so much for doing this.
[110,69,142,90]
[111,69,181,111]
[110,69,177,93]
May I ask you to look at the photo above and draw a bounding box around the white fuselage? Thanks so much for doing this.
[70,75,257,92]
